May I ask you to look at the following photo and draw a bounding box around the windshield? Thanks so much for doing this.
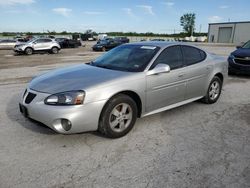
[242,41,250,49]
[92,44,160,72]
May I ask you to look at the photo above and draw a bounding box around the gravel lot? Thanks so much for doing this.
[0,42,249,188]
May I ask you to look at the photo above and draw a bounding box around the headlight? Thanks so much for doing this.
[44,90,85,105]
[229,54,235,59]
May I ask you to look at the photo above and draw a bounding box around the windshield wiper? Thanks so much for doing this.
[95,64,112,70]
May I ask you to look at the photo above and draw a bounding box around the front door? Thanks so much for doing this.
[146,45,186,112]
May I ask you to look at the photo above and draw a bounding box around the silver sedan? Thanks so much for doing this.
[19,42,228,138]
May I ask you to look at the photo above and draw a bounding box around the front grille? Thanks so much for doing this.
[25,92,36,104]
[234,58,250,66]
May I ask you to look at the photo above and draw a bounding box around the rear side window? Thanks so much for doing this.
[151,45,183,70]
[182,46,206,66]
[43,39,52,42]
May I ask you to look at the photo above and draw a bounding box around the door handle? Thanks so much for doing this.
[178,73,185,78]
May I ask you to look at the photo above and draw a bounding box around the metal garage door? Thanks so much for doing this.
[218,27,232,43]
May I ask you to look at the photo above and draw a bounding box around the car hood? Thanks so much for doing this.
[231,48,250,57]
[29,64,134,94]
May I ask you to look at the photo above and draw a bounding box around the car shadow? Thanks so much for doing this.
[228,74,250,79]
[6,93,56,135]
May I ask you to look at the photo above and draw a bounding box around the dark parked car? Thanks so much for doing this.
[151,39,165,41]
[55,38,81,48]
[228,40,250,75]
[114,37,130,43]
[92,38,122,51]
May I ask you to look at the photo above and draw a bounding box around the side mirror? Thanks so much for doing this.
[33,42,37,44]
[236,45,241,49]
[147,64,170,75]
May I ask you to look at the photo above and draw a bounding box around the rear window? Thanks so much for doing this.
[182,46,206,66]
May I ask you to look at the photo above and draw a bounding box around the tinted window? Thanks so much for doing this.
[151,45,183,70]
[182,46,206,66]
[35,39,43,43]
[43,39,52,42]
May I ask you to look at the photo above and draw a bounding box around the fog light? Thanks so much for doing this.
[61,119,72,131]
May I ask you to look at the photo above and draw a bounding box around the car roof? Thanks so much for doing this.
[127,41,179,48]
[126,41,202,50]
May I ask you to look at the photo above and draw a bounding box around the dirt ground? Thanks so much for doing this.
[0,42,249,188]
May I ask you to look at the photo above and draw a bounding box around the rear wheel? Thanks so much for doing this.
[202,76,222,104]
[25,47,33,55]
[99,94,137,138]
[51,47,59,54]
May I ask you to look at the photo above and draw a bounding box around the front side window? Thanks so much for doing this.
[182,46,206,66]
[151,45,183,70]
[35,39,43,43]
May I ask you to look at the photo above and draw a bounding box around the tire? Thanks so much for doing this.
[99,94,138,138]
[202,76,222,104]
[51,47,59,54]
[25,47,33,55]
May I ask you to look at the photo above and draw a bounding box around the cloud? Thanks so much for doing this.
[0,0,35,6]
[83,11,104,15]
[122,8,135,17]
[219,5,229,9]
[52,8,72,17]
[137,5,154,15]
[162,2,175,7]
[208,16,223,23]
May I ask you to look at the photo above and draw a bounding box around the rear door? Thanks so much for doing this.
[181,45,212,99]
[33,39,45,50]
[146,45,187,112]
[41,39,52,49]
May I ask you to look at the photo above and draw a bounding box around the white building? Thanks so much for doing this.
[208,21,250,44]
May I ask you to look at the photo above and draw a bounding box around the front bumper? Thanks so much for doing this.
[228,57,250,75]
[19,88,107,134]
[14,46,25,52]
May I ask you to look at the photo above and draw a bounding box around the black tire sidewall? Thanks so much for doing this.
[206,77,222,104]
[99,94,137,138]
[52,47,58,54]
[25,48,32,55]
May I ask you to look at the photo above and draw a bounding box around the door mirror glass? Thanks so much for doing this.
[147,63,170,75]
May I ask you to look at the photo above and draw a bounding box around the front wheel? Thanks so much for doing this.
[51,47,59,54]
[25,47,33,55]
[99,94,138,138]
[202,76,222,104]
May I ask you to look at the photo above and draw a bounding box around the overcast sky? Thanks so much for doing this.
[0,0,249,33]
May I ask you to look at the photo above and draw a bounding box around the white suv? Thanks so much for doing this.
[14,38,61,55]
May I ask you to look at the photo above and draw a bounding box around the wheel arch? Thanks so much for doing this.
[25,46,34,51]
[99,90,142,122]
[214,72,224,83]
